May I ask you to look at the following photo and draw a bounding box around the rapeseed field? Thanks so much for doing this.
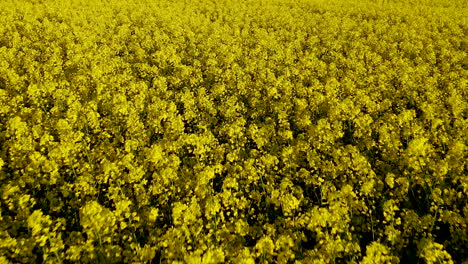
[0,0,467,263]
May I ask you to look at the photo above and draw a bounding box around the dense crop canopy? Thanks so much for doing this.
[0,0,467,263]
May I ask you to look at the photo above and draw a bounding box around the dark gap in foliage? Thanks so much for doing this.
[63,259,75,264]
[373,198,386,223]
[244,235,257,247]
[223,208,238,224]
[267,205,283,224]
[297,151,312,171]
[180,160,198,180]
[152,248,163,264]
[1,154,15,177]
[149,194,174,228]
[212,173,224,193]
[433,221,451,245]
[341,119,356,145]
[358,230,375,256]
[300,228,317,250]
[30,184,51,215]
[311,104,330,125]
[63,64,80,80]
[61,207,83,240]
[97,184,114,210]
[40,100,55,118]
[302,78,314,88]
[366,145,383,166]
[244,137,258,152]
[205,115,220,133]
[0,200,17,220]
[84,83,99,102]
[447,117,457,129]
[0,120,6,144]
[264,195,283,224]
[317,51,331,64]
[183,120,201,134]
[408,184,430,217]
[462,62,468,71]
[122,166,130,176]
[139,107,148,124]
[23,98,33,109]
[31,247,44,263]
[143,171,154,190]
[316,149,334,162]
[149,131,164,144]
[406,97,423,119]
[371,160,396,186]
[400,239,420,264]
[450,241,468,263]
[111,135,126,152]
[134,227,150,247]
[334,257,349,264]
[390,100,401,114]
[15,225,29,237]
[41,190,73,220]
[245,188,274,225]
[158,202,174,228]
[201,73,216,93]
[96,101,112,119]
[246,113,266,126]
[216,133,229,145]
[175,101,185,116]
[401,137,410,150]
[289,118,305,139]
[116,49,135,58]
[294,180,322,207]
[179,145,196,160]
[246,210,259,228]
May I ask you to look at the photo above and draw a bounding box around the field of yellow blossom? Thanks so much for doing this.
[0,0,467,263]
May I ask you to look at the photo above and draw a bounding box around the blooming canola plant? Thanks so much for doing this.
[0,0,467,263]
